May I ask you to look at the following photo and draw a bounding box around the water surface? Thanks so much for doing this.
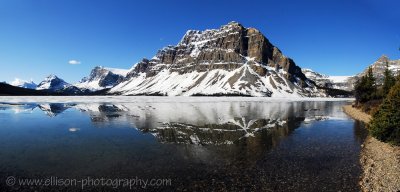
[0,98,367,191]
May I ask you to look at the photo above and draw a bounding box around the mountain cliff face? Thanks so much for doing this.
[111,22,323,97]
[75,66,128,91]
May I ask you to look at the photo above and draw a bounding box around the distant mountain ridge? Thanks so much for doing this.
[351,55,400,86]
[75,66,129,91]
[10,78,37,89]
[301,69,352,91]
[302,55,400,91]
[5,23,399,97]
[0,82,62,96]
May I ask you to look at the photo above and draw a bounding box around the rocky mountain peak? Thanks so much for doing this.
[221,21,244,30]
[350,55,400,87]
[87,66,110,80]
[151,21,296,72]
[110,22,325,97]
[75,66,128,91]
[45,74,59,80]
[37,74,70,91]
[377,54,389,63]
[226,21,241,26]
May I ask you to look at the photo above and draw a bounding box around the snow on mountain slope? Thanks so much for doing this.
[114,59,319,97]
[75,66,129,91]
[302,68,328,80]
[111,22,325,97]
[36,75,71,91]
[104,67,129,76]
[10,78,37,89]
[302,69,352,90]
[329,76,351,83]
[304,55,400,91]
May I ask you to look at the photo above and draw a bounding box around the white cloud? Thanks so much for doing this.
[68,59,81,65]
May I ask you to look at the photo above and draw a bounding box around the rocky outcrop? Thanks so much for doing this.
[111,22,323,97]
[149,22,307,82]
[76,66,128,91]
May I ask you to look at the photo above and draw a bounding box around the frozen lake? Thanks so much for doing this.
[0,97,366,191]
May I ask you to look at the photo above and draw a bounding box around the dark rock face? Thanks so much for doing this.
[111,22,322,96]
[127,59,151,78]
[99,74,121,87]
[138,22,308,82]
[84,66,125,87]
[78,66,127,91]
[62,86,84,95]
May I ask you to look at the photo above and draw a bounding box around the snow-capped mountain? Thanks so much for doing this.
[303,55,400,91]
[36,75,74,92]
[302,69,352,91]
[75,66,128,91]
[352,55,400,86]
[10,78,37,89]
[110,22,325,97]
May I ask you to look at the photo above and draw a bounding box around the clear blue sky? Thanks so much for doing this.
[1,0,399,83]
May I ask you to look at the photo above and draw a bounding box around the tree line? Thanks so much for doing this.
[354,63,400,145]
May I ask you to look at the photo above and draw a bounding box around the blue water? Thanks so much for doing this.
[0,101,367,191]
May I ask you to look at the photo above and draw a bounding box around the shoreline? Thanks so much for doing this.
[343,105,400,192]
[0,96,354,104]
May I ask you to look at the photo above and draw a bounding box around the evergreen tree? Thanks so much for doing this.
[354,76,367,103]
[382,63,396,96]
[369,81,400,145]
[366,67,376,90]
[354,67,377,103]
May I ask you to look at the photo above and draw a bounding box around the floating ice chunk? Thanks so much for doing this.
[69,128,80,132]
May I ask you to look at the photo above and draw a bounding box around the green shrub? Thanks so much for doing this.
[369,80,400,145]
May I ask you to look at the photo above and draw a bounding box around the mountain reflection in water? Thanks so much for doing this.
[0,100,366,192]
[0,101,338,145]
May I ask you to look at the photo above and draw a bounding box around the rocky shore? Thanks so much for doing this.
[343,105,400,192]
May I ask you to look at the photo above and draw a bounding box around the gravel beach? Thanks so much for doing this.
[343,105,400,192]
